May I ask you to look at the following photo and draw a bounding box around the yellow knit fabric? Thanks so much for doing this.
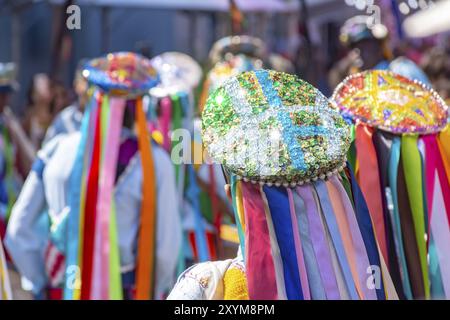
[223,267,249,300]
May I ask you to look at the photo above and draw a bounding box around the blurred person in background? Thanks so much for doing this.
[43,61,88,145]
[5,52,182,300]
[421,47,450,103]
[22,73,54,149]
[50,80,70,116]
[328,15,429,89]
[0,62,33,300]
[0,62,22,235]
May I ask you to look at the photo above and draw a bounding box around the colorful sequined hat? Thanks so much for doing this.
[331,69,450,300]
[82,51,159,98]
[202,70,351,187]
[201,70,398,300]
[331,70,448,135]
[340,15,388,47]
[0,62,18,93]
[208,35,266,65]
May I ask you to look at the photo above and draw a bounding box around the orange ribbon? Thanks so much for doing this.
[135,98,157,300]
[354,124,388,266]
[438,126,450,185]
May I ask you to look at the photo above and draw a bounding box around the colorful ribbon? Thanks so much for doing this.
[401,135,429,299]
[64,92,96,300]
[263,186,304,300]
[159,97,172,152]
[80,95,104,299]
[355,124,389,266]
[296,185,338,299]
[135,97,157,300]
[92,98,126,299]
[241,182,278,300]
[387,137,413,299]
[314,180,359,300]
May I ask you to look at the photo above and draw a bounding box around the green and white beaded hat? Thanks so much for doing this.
[202,70,351,187]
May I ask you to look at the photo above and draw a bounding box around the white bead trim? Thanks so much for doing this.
[233,161,347,188]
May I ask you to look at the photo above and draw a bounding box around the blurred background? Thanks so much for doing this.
[1,0,447,115]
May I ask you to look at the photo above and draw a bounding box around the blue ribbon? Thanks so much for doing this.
[388,137,413,299]
[291,191,326,299]
[263,186,303,300]
[185,165,209,262]
[347,166,386,299]
[63,95,95,299]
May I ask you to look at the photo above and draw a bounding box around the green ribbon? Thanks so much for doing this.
[2,125,15,221]
[109,200,123,299]
[347,126,357,173]
[171,94,183,183]
[340,170,356,211]
[401,135,429,299]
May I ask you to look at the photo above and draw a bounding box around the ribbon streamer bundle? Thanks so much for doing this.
[332,70,450,299]
[195,50,265,262]
[202,70,397,299]
[149,52,215,266]
[64,52,159,300]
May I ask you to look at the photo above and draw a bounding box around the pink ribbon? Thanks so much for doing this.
[422,135,450,225]
[241,182,278,300]
[92,98,126,299]
[328,176,377,300]
[422,135,450,297]
[159,97,172,152]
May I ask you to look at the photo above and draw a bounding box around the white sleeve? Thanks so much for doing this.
[153,146,183,299]
[5,169,48,294]
[4,137,62,294]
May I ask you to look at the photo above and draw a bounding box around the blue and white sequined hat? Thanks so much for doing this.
[202,70,351,187]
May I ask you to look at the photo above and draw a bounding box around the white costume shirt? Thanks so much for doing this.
[6,131,182,298]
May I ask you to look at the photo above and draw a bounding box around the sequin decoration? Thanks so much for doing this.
[202,70,351,185]
[83,52,159,98]
[331,70,449,134]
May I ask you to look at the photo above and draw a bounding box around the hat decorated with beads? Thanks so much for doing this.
[82,51,159,98]
[331,70,448,135]
[202,69,351,187]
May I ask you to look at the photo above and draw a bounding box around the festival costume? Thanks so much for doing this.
[338,15,430,85]
[6,52,182,300]
[0,62,22,300]
[332,69,449,299]
[169,70,398,300]
[196,52,265,262]
[42,104,83,145]
[148,51,219,269]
